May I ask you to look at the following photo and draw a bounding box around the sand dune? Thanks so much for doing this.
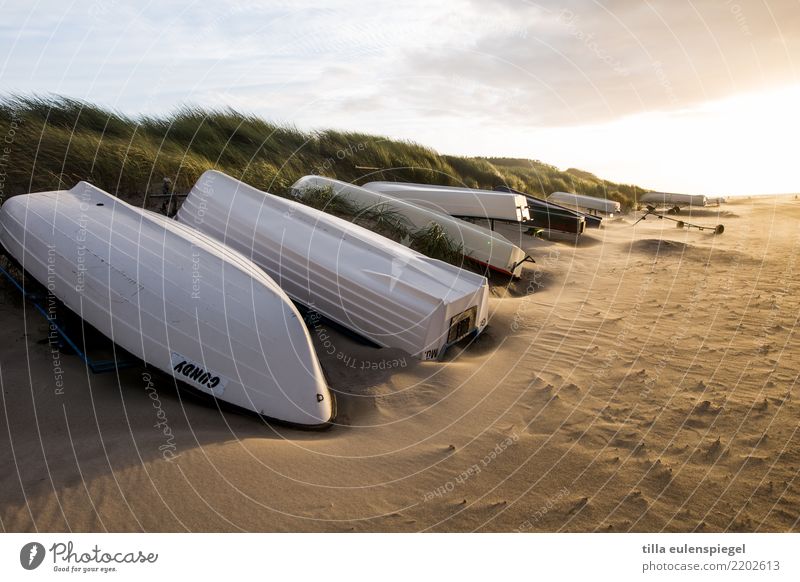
[1,196,798,532]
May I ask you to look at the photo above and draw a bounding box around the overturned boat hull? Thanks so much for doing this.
[0,182,333,427]
[291,176,531,277]
[547,191,621,217]
[362,181,530,222]
[177,171,490,361]
[493,186,586,235]
[640,192,708,207]
[576,212,603,228]
[527,204,586,235]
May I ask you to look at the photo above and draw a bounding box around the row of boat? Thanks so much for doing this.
[0,171,618,427]
[305,178,610,237]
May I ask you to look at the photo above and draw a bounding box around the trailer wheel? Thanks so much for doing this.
[715,224,725,235]
[675,221,684,229]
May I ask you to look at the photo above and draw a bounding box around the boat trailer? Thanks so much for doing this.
[634,205,724,235]
[0,253,136,374]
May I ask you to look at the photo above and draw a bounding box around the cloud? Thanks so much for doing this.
[320,0,800,127]
[4,0,797,127]
[1,0,798,194]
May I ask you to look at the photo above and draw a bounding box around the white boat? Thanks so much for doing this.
[495,185,587,234]
[547,191,621,216]
[291,176,532,277]
[177,171,490,361]
[362,181,531,223]
[640,192,708,207]
[0,182,334,427]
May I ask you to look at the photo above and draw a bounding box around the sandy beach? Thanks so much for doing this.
[1,195,798,533]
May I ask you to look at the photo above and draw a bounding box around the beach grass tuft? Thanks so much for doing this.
[0,96,642,212]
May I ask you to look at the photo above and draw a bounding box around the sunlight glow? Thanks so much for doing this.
[503,85,800,196]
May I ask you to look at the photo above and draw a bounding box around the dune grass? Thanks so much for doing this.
[291,185,471,266]
[0,96,643,213]
[409,223,464,266]
[0,96,647,269]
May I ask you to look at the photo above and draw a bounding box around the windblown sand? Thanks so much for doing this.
[1,196,798,532]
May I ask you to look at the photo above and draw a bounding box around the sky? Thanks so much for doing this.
[1,0,798,195]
